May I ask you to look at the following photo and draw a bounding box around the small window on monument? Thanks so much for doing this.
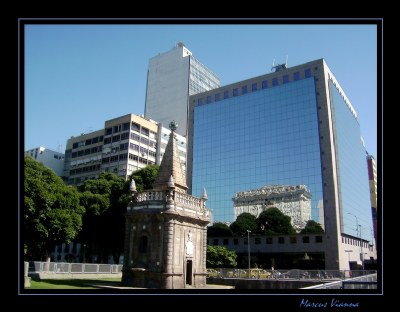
[139,236,148,253]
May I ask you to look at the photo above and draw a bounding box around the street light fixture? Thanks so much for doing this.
[348,212,363,269]
[247,230,251,278]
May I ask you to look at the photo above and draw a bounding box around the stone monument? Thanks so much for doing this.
[122,121,210,288]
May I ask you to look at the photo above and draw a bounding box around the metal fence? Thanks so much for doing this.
[28,261,123,274]
[206,268,376,281]
[302,273,377,289]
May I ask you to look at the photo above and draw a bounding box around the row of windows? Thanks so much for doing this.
[197,68,314,106]
[105,122,151,137]
[72,135,104,149]
[342,236,370,248]
[210,235,323,246]
[69,164,101,176]
[71,146,103,158]
[103,131,157,148]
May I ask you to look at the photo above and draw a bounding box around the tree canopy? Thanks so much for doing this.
[300,220,324,234]
[131,165,159,192]
[75,166,159,263]
[207,222,233,237]
[256,207,296,235]
[206,245,237,268]
[229,212,258,236]
[24,156,85,260]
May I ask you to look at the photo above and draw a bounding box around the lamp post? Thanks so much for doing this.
[247,230,251,278]
[348,212,362,269]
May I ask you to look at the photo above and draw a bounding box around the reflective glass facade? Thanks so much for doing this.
[192,77,323,223]
[329,80,373,239]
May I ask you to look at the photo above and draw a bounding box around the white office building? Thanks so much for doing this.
[25,146,65,177]
[144,42,220,136]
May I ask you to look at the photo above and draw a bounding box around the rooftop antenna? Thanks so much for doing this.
[271,57,288,72]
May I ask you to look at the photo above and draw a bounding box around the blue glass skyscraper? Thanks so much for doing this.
[187,59,375,269]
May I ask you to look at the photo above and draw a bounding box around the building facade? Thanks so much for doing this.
[367,154,377,244]
[233,185,312,231]
[63,114,186,185]
[187,59,376,270]
[144,42,220,136]
[25,146,65,177]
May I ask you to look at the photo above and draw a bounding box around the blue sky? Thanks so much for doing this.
[24,24,378,160]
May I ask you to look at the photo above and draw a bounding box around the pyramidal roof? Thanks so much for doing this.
[153,121,188,193]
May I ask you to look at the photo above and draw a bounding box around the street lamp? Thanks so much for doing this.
[348,212,362,269]
[247,230,251,278]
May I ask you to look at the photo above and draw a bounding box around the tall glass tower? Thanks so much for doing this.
[144,43,220,137]
[187,59,375,269]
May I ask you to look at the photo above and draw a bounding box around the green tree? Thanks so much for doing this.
[300,220,324,234]
[256,207,296,235]
[77,172,129,263]
[24,156,85,261]
[76,166,159,263]
[229,212,258,236]
[207,222,233,237]
[206,245,237,268]
[131,165,159,192]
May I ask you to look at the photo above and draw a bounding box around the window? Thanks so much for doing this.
[105,128,112,135]
[206,96,211,104]
[119,154,127,160]
[139,236,148,253]
[113,125,122,133]
[215,93,221,102]
[290,237,297,244]
[272,77,279,86]
[85,139,92,145]
[120,132,129,140]
[103,137,111,145]
[233,238,239,245]
[213,239,219,245]
[141,127,149,136]
[112,135,120,142]
[233,88,238,97]
[315,236,323,243]
[72,142,79,149]
[278,237,285,244]
[242,86,248,94]
[223,238,229,245]
[252,83,257,91]
[224,91,229,99]
[255,237,261,244]
[131,122,140,131]
[305,68,311,78]
[266,237,272,244]
[283,75,289,84]
[262,80,268,89]
[303,236,310,243]
[123,122,130,131]
[293,72,300,81]
[120,143,128,150]
[92,137,99,144]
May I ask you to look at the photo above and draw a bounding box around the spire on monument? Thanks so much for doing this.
[152,121,188,192]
